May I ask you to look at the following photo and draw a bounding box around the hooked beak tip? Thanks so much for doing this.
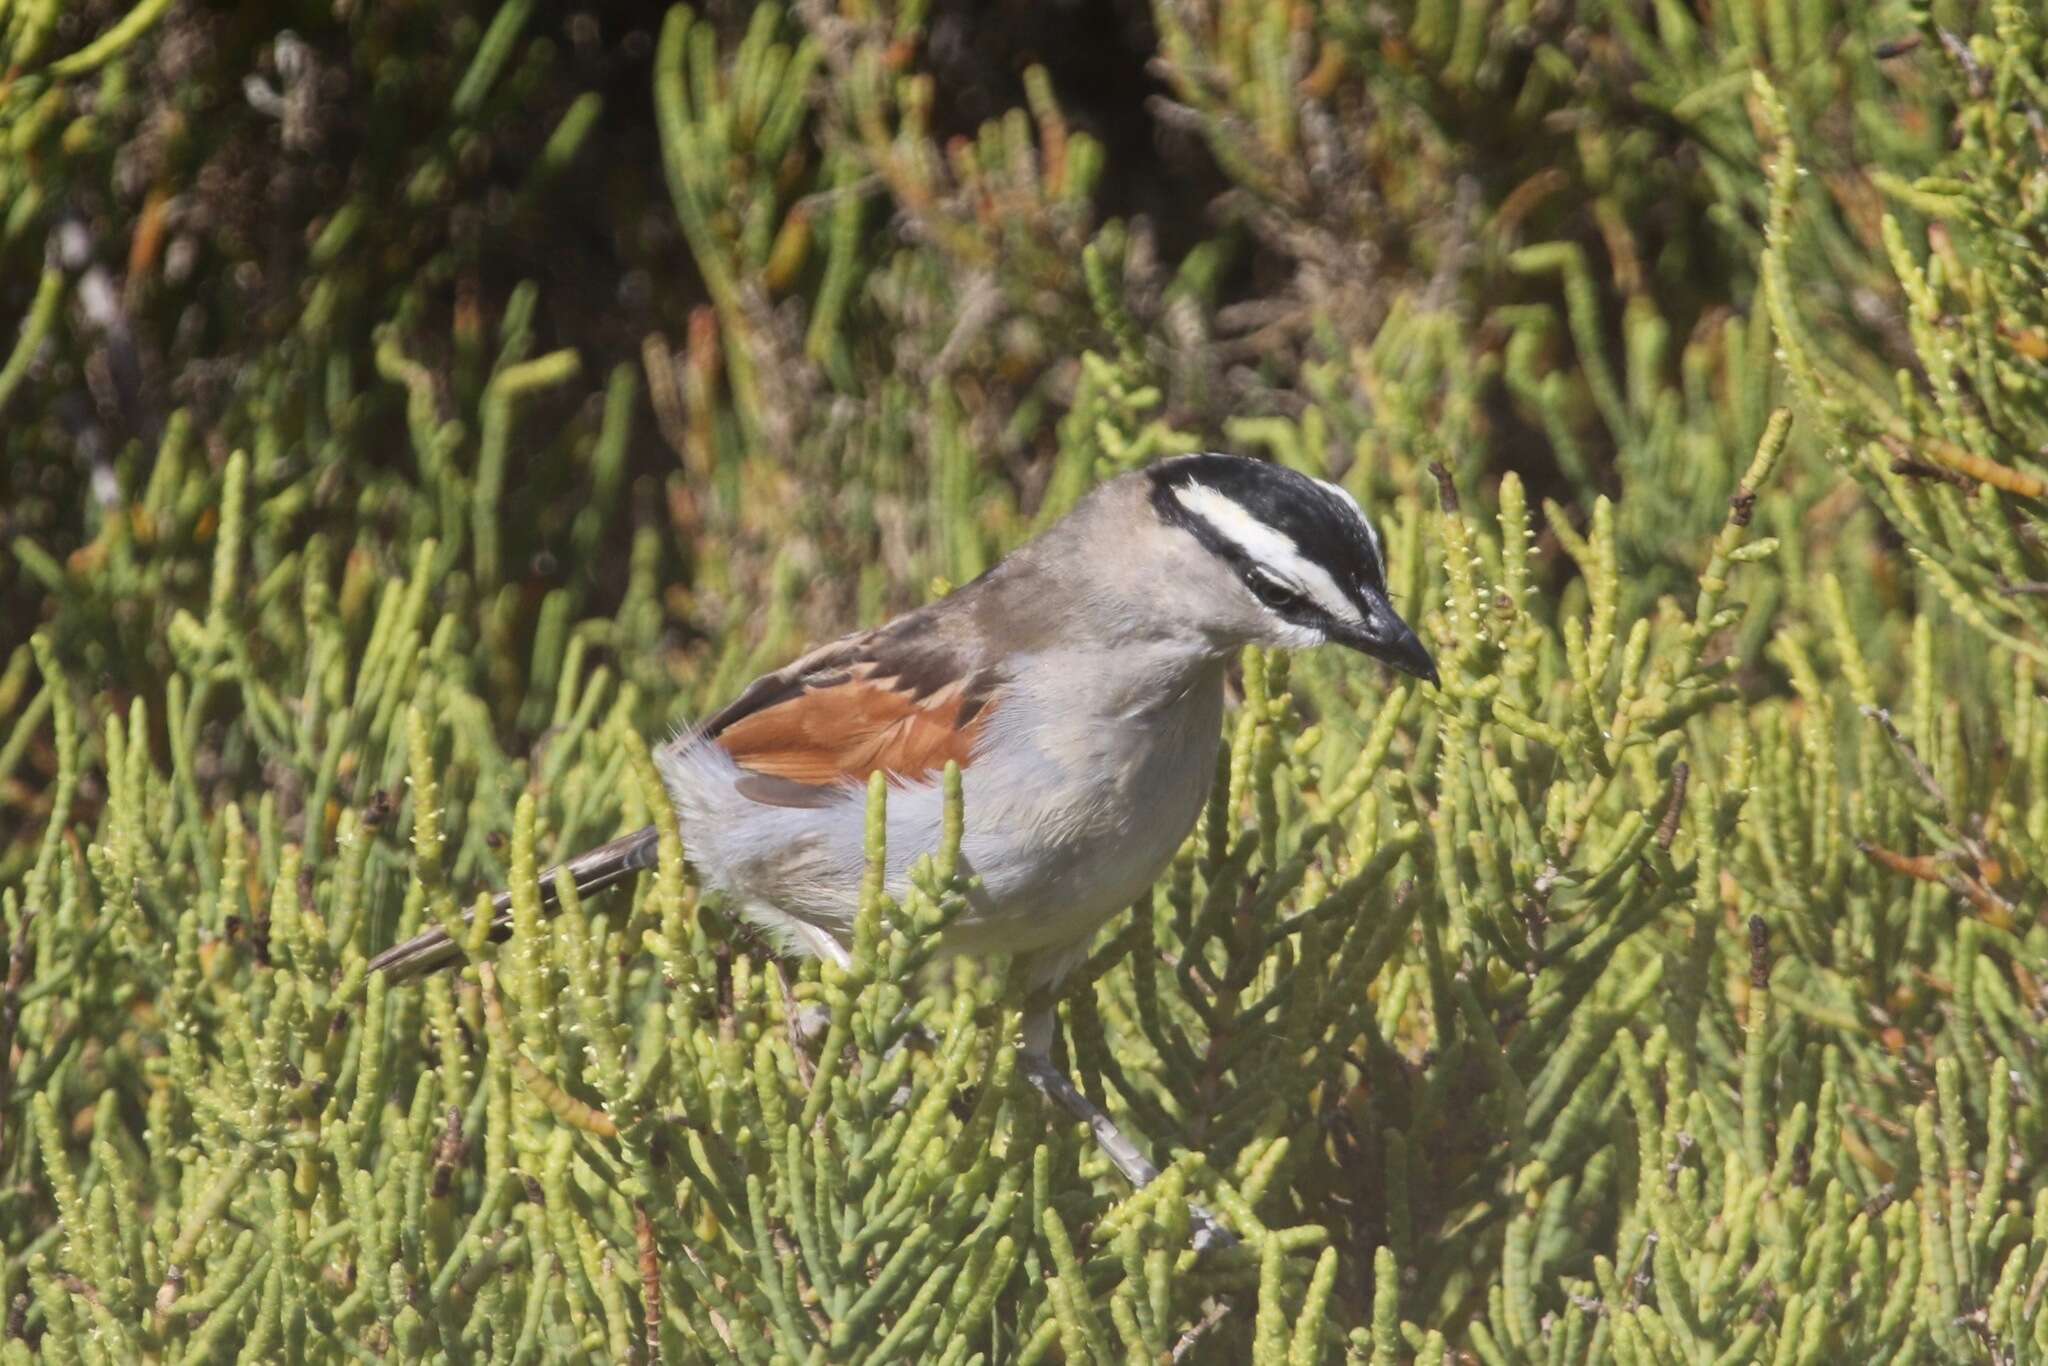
[1390,644,1440,689]
[1336,606,1437,687]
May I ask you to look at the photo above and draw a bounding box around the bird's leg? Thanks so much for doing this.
[1018,1008,1236,1252]
[1014,1048,1161,1184]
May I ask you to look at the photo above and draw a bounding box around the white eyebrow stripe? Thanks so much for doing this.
[1314,475,1384,577]
[1171,480,1361,623]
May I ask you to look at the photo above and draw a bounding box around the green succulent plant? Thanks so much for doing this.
[4,0,2046,1361]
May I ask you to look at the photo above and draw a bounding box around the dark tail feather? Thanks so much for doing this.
[368,825,662,980]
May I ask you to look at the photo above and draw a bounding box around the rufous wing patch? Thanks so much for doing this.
[712,665,994,792]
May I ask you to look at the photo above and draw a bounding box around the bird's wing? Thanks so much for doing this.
[695,624,1002,802]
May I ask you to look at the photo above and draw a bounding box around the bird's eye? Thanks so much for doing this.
[1245,572,1300,611]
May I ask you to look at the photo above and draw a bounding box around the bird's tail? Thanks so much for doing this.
[368,825,662,981]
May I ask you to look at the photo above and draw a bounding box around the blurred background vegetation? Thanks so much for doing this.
[6,0,2048,1360]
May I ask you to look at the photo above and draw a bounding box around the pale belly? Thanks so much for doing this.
[941,671,1224,958]
[681,655,1228,972]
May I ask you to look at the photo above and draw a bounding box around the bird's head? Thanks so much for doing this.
[1142,453,1438,685]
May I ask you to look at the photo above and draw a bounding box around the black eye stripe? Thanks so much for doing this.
[1243,569,1300,608]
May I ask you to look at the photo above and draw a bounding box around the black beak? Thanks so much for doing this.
[1333,591,1439,687]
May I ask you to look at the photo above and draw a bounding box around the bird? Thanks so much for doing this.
[371,451,1435,1242]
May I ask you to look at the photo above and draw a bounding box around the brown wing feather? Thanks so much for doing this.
[697,619,1001,798]
[713,668,992,788]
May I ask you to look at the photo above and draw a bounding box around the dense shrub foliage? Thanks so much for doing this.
[4,0,2048,1360]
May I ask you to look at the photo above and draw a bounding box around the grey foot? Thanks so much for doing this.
[1016,1048,1237,1252]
